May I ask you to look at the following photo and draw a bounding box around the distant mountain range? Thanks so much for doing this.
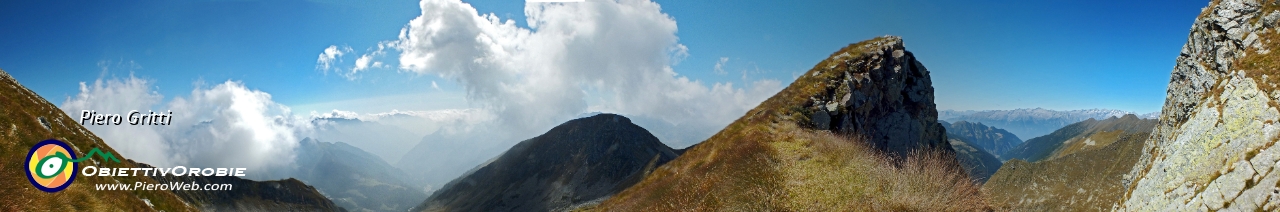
[939,108,1157,140]
[414,114,678,212]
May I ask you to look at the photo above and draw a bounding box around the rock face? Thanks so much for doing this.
[413,114,678,212]
[804,36,949,157]
[1120,0,1280,211]
[942,121,1023,157]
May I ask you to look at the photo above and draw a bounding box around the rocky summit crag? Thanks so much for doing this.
[594,36,985,211]
[804,36,950,158]
[1120,0,1280,211]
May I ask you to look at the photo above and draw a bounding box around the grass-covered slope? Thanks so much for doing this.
[0,69,195,211]
[999,119,1098,162]
[590,36,987,211]
[982,115,1155,211]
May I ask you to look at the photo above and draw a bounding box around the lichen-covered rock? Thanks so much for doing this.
[802,36,949,158]
[1120,0,1280,211]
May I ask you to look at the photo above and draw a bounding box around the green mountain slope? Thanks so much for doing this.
[982,115,1155,211]
[1001,115,1155,163]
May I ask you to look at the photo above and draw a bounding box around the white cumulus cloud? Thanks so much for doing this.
[360,0,782,143]
[316,45,351,72]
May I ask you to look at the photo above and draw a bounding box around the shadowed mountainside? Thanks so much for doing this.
[413,114,679,212]
[139,162,347,212]
[941,120,1022,157]
[948,137,1002,183]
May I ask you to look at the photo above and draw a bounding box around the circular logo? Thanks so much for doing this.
[25,139,78,192]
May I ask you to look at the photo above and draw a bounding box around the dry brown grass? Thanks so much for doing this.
[776,126,988,211]
[594,120,989,211]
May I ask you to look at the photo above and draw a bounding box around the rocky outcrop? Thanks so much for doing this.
[942,121,1023,157]
[803,36,949,158]
[1120,0,1280,211]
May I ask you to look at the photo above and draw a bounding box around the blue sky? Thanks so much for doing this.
[1,0,1207,114]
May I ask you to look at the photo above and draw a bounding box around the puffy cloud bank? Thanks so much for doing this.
[326,0,783,146]
[61,76,311,178]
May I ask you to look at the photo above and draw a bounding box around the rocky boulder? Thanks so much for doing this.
[803,36,949,158]
[1120,0,1280,211]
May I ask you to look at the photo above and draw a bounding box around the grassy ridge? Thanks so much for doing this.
[592,37,988,211]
